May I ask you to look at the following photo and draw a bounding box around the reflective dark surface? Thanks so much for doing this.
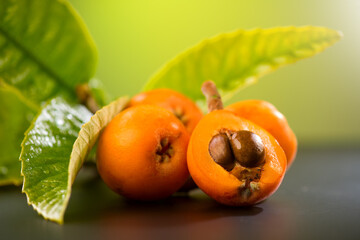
[1,148,360,240]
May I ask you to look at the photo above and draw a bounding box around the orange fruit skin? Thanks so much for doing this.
[97,105,190,201]
[129,89,203,133]
[187,110,287,206]
[226,100,297,168]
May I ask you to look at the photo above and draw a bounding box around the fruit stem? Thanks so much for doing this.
[76,84,100,114]
[201,80,223,112]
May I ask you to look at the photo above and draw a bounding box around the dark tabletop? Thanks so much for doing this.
[1,148,360,240]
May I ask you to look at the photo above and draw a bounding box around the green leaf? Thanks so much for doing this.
[20,97,92,223]
[0,0,98,186]
[144,26,342,105]
[0,82,38,186]
[0,0,97,104]
[20,96,128,223]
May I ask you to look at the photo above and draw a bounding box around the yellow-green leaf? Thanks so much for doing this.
[144,26,342,105]
[20,96,128,223]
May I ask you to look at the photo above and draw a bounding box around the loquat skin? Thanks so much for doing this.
[96,105,190,201]
[129,89,203,133]
[187,110,287,206]
[226,100,297,168]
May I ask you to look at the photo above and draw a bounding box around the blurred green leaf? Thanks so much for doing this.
[144,26,342,106]
[0,0,97,104]
[0,82,38,186]
[20,96,128,223]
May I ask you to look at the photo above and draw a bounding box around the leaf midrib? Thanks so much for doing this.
[0,27,75,98]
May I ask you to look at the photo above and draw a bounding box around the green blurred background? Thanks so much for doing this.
[69,0,359,148]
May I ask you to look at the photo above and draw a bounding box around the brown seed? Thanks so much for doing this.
[209,133,235,171]
[229,130,265,168]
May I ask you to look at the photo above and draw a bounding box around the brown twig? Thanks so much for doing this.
[201,80,223,112]
[76,84,100,114]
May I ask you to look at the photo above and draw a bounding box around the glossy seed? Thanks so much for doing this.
[209,133,235,171]
[229,130,265,168]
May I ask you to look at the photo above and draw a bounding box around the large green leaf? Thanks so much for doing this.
[0,0,98,186]
[0,0,97,104]
[0,81,38,186]
[144,26,342,105]
[20,96,128,223]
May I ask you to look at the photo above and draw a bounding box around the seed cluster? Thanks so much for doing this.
[209,129,265,179]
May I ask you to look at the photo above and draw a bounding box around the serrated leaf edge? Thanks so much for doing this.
[20,96,129,224]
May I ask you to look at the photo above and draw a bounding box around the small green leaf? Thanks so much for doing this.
[20,98,92,223]
[144,26,342,105]
[0,82,38,186]
[0,0,97,105]
[20,96,128,223]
